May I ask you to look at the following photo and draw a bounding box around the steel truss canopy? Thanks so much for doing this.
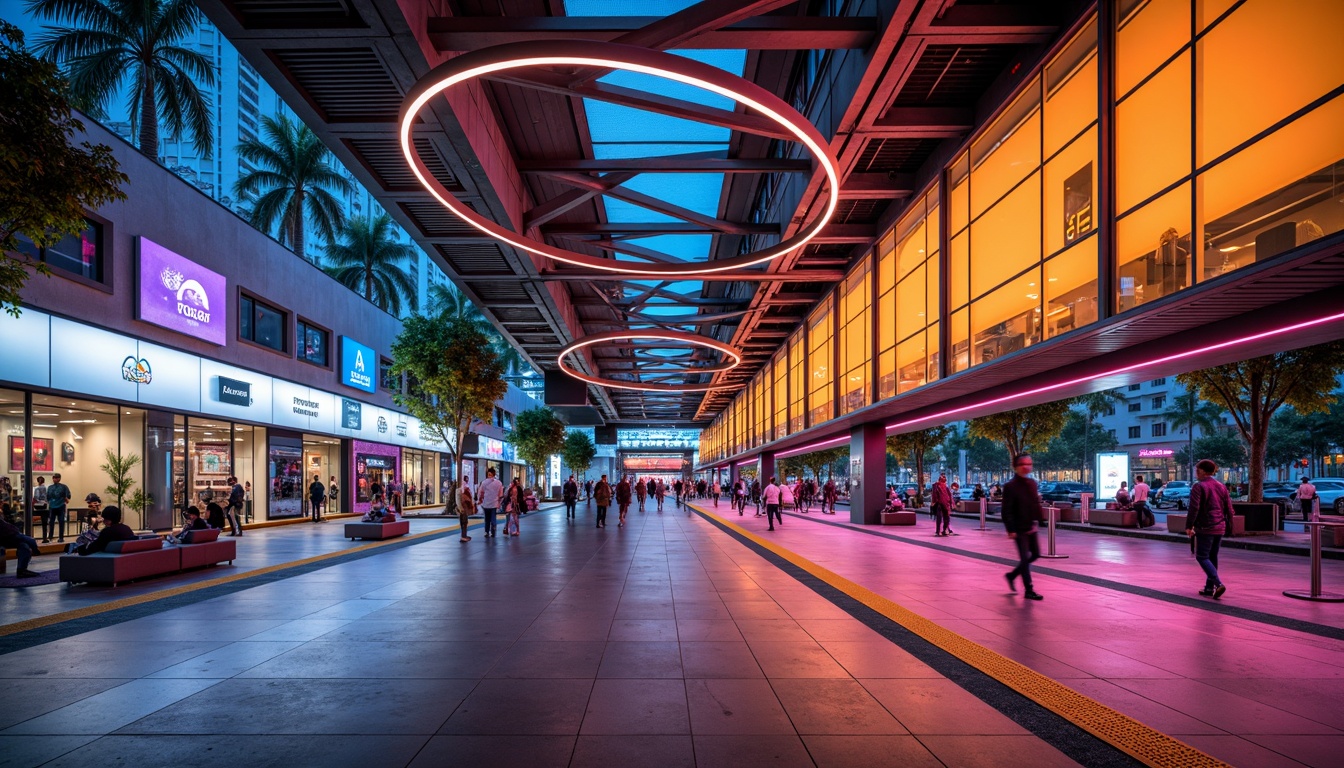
[198,0,1078,425]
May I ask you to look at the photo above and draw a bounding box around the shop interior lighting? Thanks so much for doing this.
[400,40,840,277]
[558,330,742,392]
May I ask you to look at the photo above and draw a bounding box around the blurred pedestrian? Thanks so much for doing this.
[1186,459,1232,599]
[1002,454,1044,601]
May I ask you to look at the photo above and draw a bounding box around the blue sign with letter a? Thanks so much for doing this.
[341,336,376,393]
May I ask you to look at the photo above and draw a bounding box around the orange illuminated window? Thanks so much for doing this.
[1116,50,1191,213]
[1117,182,1191,312]
[1116,0,1190,98]
[807,297,834,426]
[1044,237,1098,339]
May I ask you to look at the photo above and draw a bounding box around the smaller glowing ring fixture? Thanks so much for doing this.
[558,330,742,392]
[400,40,841,276]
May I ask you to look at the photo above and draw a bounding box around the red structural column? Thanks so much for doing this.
[850,422,887,525]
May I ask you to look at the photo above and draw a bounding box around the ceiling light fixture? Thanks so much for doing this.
[399,40,840,277]
[557,330,742,392]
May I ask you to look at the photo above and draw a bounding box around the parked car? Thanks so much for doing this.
[1261,482,1299,513]
[1038,481,1095,504]
[1310,479,1344,515]
[1154,480,1192,509]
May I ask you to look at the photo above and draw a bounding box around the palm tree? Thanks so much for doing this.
[1163,391,1224,480]
[1072,389,1127,484]
[28,0,216,158]
[234,113,353,259]
[323,214,417,315]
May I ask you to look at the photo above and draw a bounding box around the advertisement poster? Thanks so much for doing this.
[1095,451,1130,501]
[10,437,54,472]
[138,237,228,345]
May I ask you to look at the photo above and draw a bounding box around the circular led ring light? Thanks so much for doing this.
[400,40,841,277]
[558,330,742,392]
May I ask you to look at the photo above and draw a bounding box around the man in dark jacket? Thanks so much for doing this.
[563,475,579,520]
[308,475,326,524]
[616,476,632,527]
[1,516,42,577]
[593,475,612,529]
[79,506,136,555]
[1001,455,1045,601]
[227,476,246,535]
[1186,459,1232,599]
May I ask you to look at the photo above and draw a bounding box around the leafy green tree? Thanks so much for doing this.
[323,214,417,315]
[969,401,1072,466]
[390,315,506,483]
[561,430,596,481]
[1177,342,1344,501]
[887,426,949,506]
[509,407,566,493]
[428,282,530,378]
[776,455,804,482]
[798,447,848,483]
[1072,390,1126,484]
[1175,432,1247,474]
[234,113,353,259]
[1036,411,1118,479]
[28,0,216,157]
[1161,391,1225,480]
[941,424,1003,478]
[0,21,125,316]
[1266,403,1340,476]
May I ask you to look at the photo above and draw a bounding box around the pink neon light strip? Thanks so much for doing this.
[713,310,1344,463]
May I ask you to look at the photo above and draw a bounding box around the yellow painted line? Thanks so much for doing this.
[693,505,1228,768]
[0,523,464,638]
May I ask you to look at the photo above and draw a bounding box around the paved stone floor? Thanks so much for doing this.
[2,501,1341,767]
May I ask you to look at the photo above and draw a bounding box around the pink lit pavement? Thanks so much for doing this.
[695,503,1344,768]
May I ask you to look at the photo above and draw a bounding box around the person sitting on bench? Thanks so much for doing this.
[164,507,209,546]
[78,506,135,555]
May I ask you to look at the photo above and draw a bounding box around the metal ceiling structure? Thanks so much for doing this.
[198,0,1076,426]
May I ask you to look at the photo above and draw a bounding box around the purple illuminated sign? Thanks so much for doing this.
[138,237,227,345]
[1138,448,1175,458]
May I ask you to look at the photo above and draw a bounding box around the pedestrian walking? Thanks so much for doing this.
[823,477,838,515]
[328,476,340,518]
[563,474,579,520]
[457,481,475,542]
[1297,476,1319,519]
[636,478,648,512]
[33,477,49,542]
[585,479,594,505]
[1002,454,1045,601]
[931,474,954,536]
[504,477,525,536]
[711,479,721,507]
[763,476,782,531]
[655,479,666,512]
[477,468,503,538]
[1186,459,1233,599]
[594,474,612,528]
[616,475,632,527]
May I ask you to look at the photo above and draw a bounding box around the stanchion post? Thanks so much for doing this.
[1284,521,1344,602]
[978,497,988,531]
[1040,505,1069,559]
[1079,493,1093,525]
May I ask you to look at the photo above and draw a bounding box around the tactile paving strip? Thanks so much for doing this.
[695,506,1230,768]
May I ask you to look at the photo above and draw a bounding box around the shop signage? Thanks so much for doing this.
[362,455,395,470]
[1138,448,1174,458]
[138,237,227,345]
[342,398,362,430]
[121,355,152,384]
[341,336,377,393]
[1095,451,1130,501]
[217,376,251,406]
[377,416,388,433]
[480,436,504,460]
[1063,163,1093,244]
[396,418,408,438]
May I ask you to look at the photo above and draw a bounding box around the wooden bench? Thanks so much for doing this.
[1088,508,1138,528]
[344,519,411,541]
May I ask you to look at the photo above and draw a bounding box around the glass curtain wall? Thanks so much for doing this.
[838,261,871,415]
[699,1,1344,465]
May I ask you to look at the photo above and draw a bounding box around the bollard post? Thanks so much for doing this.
[1079,493,1092,525]
[978,497,988,531]
[1040,506,1069,559]
[1284,521,1344,602]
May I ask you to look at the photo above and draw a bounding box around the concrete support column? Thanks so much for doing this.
[729,462,740,488]
[759,452,776,485]
[851,422,887,525]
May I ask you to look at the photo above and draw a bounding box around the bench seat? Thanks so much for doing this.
[881,511,917,526]
[59,538,179,586]
[1088,509,1138,528]
[345,520,411,540]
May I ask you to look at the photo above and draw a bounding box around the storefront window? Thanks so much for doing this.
[838,264,870,415]
[188,418,232,508]
[352,440,399,514]
[787,330,804,434]
[234,423,263,522]
[806,298,833,427]
[0,390,26,529]
[771,347,787,441]
[28,395,148,531]
[268,432,303,519]
[303,435,341,517]
[402,448,439,507]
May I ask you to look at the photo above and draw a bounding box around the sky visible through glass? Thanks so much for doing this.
[567,0,748,372]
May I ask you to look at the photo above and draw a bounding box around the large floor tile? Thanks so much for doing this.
[581,679,690,735]
[571,734,695,768]
[801,734,943,768]
[692,734,815,768]
[407,735,574,768]
[41,734,431,768]
[684,679,794,735]
[439,679,593,735]
[770,679,907,735]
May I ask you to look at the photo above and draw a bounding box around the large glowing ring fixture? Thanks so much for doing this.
[558,330,742,392]
[400,40,841,277]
